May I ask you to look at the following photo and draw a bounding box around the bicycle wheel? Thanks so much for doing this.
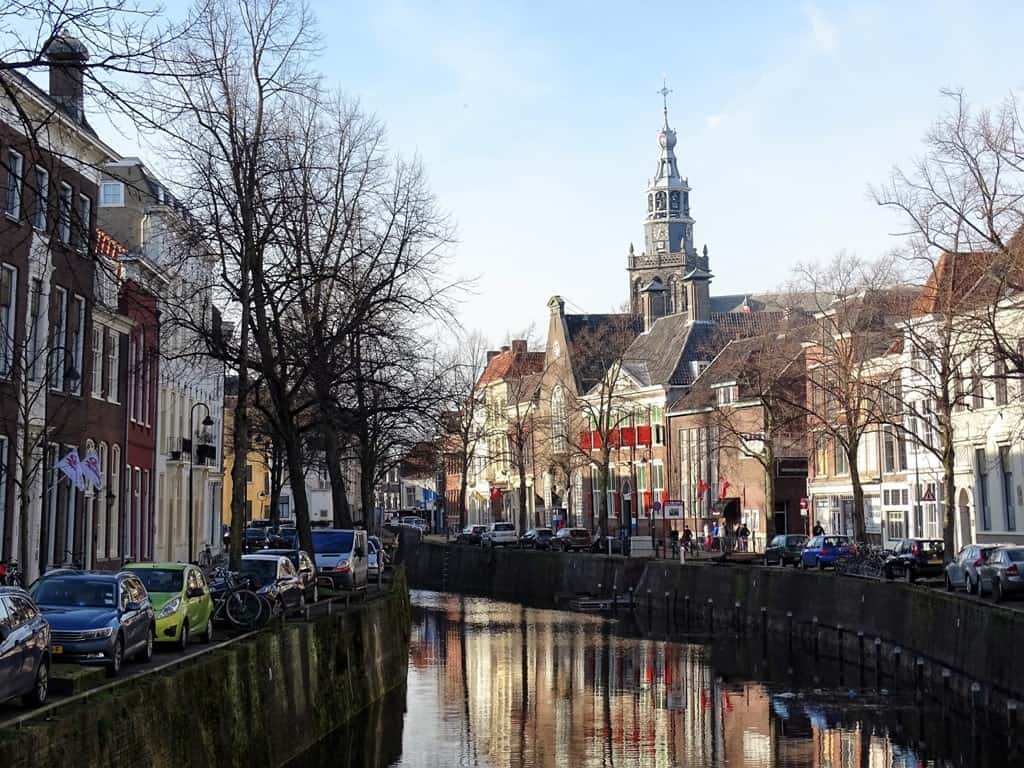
[225,589,264,628]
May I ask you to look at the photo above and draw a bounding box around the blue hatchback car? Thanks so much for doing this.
[0,587,50,707]
[800,535,855,570]
[31,571,154,677]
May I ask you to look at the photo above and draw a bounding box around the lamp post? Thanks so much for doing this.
[36,346,80,576]
[187,401,214,564]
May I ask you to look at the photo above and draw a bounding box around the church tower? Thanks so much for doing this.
[628,82,711,327]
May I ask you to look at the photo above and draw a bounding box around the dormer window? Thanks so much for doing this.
[100,181,124,207]
[715,384,738,406]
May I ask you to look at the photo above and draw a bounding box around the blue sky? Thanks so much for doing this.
[305,0,1024,344]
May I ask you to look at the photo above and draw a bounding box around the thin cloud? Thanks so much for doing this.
[706,113,727,129]
[804,3,839,55]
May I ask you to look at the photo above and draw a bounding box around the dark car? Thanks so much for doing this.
[261,549,318,603]
[800,536,855,570]
[945,543,1004,594]
[243,527,268,552]
[764,534,809,567]
[240,555,306,615]
[456,525,487,545]
[553,528,593,552]
[883,538,944,582]
[520,528,554,550]
[31,571,154,677]
[0,587,50,707]
[981,547,1024,602]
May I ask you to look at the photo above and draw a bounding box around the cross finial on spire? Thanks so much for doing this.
[658,76,673,128]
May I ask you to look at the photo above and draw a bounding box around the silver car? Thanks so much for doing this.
[944,543,1005,595]
[981,547,1024,603]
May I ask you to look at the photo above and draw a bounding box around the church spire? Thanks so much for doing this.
[658,77,672,129]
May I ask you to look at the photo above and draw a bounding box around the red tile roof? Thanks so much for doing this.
[478,349,546,386]
[95,229,127,259]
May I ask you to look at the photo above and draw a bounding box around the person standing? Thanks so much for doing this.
[813,521,825,537]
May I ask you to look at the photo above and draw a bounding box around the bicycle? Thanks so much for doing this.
[209,569,266,630]
[0,561,22,587]
[834,544,889,579]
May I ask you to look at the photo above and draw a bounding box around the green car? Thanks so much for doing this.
[125,563,214,649]
[763,534,809,567]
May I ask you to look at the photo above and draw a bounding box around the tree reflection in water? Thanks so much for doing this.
[290,591,1022,768]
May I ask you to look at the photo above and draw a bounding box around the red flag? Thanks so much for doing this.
[697,479,709,497]
[719,480,732,499]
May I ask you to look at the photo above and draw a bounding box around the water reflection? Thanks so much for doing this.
[292,591,1021,767]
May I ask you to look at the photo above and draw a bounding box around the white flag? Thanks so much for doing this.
[81,448,103,490]
[56,448,86,492]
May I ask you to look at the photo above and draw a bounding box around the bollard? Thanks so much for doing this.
[760,607,768,637]
[707,598,714,633]
[837,624,843,663]
[646,589,653,625]
[914,658,925,692]
[893,647,902,681]
[734,601,741,634]
[857,631,864,668]
[1008,701,1019,732]
[684,595,691,628]
[942,668,952,699]
[786,611,794,651]
[812,617,820,658]
[664,592,671,628]
[673,590,679,623]
[612,587,618,615]
[971,683,983,719]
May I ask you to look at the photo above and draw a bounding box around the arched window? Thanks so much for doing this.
[551,386,567,454]
[655,191,666,211]
[647,194,654,213]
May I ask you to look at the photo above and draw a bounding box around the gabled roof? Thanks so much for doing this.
[478,349,545,386]
[564,313,639,391]
[911,251,996,316]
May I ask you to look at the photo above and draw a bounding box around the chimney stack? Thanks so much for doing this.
[511,339,527,355]
[45,35,89,124]
[500,345,510,354]
[486,350,500,362]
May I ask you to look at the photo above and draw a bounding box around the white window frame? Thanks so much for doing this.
[127,334,137,422]
[92,323,104,398]
[27,278,43,381]
[99,180,124,207]
[109,445,121,559]
[70,295,85,395]
[0,264,16,376]
[76,193,91,252]
[58,183,72,244]
[5,149,23,218]
[51,286,68,390]
[107,329,119,403]
[32,166,48,230]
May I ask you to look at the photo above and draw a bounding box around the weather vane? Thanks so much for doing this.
[658,76,673,127]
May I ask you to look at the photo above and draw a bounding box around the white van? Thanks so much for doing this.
[311,529,368,590]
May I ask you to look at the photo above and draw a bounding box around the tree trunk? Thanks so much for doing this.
[458,466,468,530]
[763,451,776,542]
[268,437,283,528]
[848,440,867,543]
[518,464,528,534]
[283,429,314,558]
[597,462,609,540]
[359,456,375,532]
[942,441,957,563]
[322,423,353,528]
[228,390,249,571]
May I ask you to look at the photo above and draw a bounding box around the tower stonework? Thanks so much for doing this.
[627,84,711,326]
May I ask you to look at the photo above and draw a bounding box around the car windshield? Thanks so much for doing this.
[312,530,354,554]
[34,578,117,608]
[823,537,849,547]
[536,529,552,536]
[494,523,514,532]
[245,528,266,540]
[264,551,299,567]
[786,536,807,546]
[132,569,183,594]
[1005,549,1024,562]
[240,559,278,584]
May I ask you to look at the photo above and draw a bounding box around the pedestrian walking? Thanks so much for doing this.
[739,523,750,552]
[813,521,825,537]
[683,526,694,554]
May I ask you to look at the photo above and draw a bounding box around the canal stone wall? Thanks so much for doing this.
[410,541,1024,711]
[406,540,646,607]
[0,572,411,768]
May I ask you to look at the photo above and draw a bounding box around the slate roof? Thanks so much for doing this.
[564,313,639,391]
[709,291,832,316]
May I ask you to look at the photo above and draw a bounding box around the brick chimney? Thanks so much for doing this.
[500,345,510,353]
[510,339,527,355]
[486,350,500,362]
[45,36,89,124]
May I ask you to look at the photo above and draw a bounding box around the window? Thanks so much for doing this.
[715,385,736,406]
[70,296,85,395]
[1000,446,1015,531]
[652,462,664,493]
[971,351,984,409]
[245,463,254,483]
[142,337,151,426]
[994,355,1009,406]
[5,149,23,218]
[58,183,72,243]
[51,286,68,390]
[109,445,121,558]
[127,334,137,421]
[32,166,48,230]
[99,181,124,207]
[28,279,43,380]
[551,385,567,454]
[834,430,849,475]
[977,448,991,531]
[814,433,828,476]
[107,329,119,402]
[637,463,648,491]
[76,194,91,252]
[651,406,664,445]
[92,324,104,397]
[0,265,15,376]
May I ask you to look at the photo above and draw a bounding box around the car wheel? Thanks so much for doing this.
[817,558,825,571]
[141,625,155,662]
[177,621,190,652]
[945,574,954,592]
[296,593,307,617]
[107,636,124,677]
[992,580,1004,603]
[800,558,807,570]
[905,569,914,584]
[201,616,215,644]
[24,660,48,707]
[763,555,769,567]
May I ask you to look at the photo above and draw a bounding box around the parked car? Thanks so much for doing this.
[883,538,944,582]
[266,526,298,549]
[240,555,306,615]
[553,528,593,552]
[124,563,214,649]
[367,539,384,581]
[799,536,855,570]
[243,527,268,553]
[764,534,809,566]
[311,529,368,590]
[945,543,1004,594]
[31,571,154,677]
[0,587,50,707]
[456,525,487,545]
[981,546,1024,602]
[401,516,430,534]
[262,549,318,603]
[519,528,554,550]
[481,522,517,548]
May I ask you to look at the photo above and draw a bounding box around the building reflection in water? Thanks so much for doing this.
[292,590,1017,768]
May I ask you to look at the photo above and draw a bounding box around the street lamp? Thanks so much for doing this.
[187,401,214,564]
[37,346,80,575]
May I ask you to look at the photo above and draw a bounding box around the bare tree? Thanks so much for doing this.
[443,334,488,531]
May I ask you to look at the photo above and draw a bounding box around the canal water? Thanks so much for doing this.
[290,590,1021,767]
